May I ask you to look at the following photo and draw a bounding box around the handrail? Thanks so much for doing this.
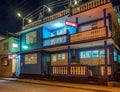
[23,0,110,30]
[72,0,110,15]
[23,9,70,30]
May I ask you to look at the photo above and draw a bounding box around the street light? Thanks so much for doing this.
[17,12,32,26]
[43,5,51,17]
[70,0,79,7]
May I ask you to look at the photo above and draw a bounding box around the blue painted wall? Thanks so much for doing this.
[20,52,42,74]
[43,27,51,38]
[21,27,42,51]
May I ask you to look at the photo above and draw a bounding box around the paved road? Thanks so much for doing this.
[0,79,119,92]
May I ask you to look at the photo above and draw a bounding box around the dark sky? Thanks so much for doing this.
[0,0,119,35]
[0,0,53,35]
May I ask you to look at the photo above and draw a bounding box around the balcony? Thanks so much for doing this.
[23,9,70,30]
[23,0,110,30]
[70,27,111,43]
[43,34,68,47]
[72,0,110,15]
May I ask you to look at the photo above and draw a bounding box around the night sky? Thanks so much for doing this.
[0,0,119,35]
[0,0,53,35]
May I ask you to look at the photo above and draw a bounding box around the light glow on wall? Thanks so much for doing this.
[22,46,28,49]
[54,23,63,27]
[12,43,18,48]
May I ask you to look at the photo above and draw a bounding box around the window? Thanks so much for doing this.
[100,50,105,58]
[86,51,92,58]
[92,50,98,58]
[26,31,36,44]
[80,51,86,58]
[3,42,9,50]
[62,53,65,60]
[52,55,57,62]
[114,50,117,61]
[25,53,37,64]
[1,57,9,66]
[58,54,61,60]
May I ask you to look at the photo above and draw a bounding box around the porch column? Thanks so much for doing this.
[110,46,114,80]
[41,51,44,74]
[68,46,71,76]
[104,41,108,77]
[108,13,112,31]
[76,17,79,33]
[103,8,108,38]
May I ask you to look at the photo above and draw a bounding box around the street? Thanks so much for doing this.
[0,79,120,92]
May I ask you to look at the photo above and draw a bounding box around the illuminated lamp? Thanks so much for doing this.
[65,21,76,27]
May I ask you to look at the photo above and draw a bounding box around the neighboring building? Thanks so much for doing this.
[0,37,20,77]
[20,0,120,83]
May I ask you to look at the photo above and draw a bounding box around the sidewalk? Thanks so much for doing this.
[1,78,120,92]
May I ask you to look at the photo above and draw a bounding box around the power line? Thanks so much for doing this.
[26,0,69,19]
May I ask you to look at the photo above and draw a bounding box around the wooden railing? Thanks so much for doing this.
[23,9,70,30]
[43,35,68,47]
[71,27,111,43]
[72,0,110,15]
[44,9,70,23]
[52,65,68,75]
[70,65,88,76]
[51,65,88,76]
[99,65,112,76]
[23,0,110,30]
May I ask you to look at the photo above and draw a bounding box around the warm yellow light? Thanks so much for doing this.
[17,13,22,17]
[28,19,32,23]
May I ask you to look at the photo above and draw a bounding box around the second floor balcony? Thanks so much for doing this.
[43,27,111,47]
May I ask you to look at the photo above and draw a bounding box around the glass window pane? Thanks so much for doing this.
[86,51,92,58]
[62,53,65,60]
[58,54,61,60]
[80,51,86,58]
[92,50,98,58]
[100,50,105,58]
[52,55,56,62]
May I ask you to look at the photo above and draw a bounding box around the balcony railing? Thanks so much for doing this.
[23,0,110,30]
[51,65,68,75]
[43,9,70,23]
[72,0,110,15]
[43,34,68,47]
[51,65,88,76]
[71,27,111,43]
[23,9,70,30]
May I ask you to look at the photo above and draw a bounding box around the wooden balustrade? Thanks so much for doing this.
[70,65,87,75]
[72,0,110,15]
[51,65,88,76]
[23,0,110,30]
[44,9,70,22]
[23,20,42,30]
[71,27,111,43]
[52,66,68,75]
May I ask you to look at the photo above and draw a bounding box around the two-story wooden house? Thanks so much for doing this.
[19,0,120,83]
[0,37,20,77]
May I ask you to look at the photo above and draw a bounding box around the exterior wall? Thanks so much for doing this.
[1,38,12,55]
[12,38,20,53]
[78,19,109,32]
[20,52,42,74]
[51,53,68,66]
[21,27,42,51]
[0,56,13,77]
